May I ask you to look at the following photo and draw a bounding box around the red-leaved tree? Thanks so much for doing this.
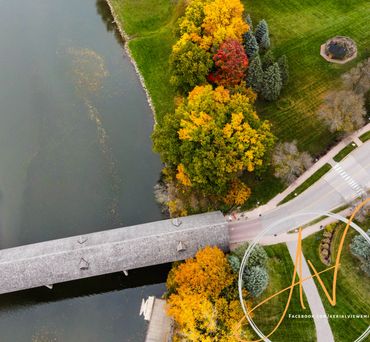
[210,39,249,86]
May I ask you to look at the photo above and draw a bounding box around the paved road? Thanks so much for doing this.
[230,141,370,243]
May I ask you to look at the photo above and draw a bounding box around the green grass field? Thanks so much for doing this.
[251,243,316,342]
[302,225,370,341]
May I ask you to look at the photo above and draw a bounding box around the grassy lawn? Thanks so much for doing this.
[244,0,370,155]
[359,130,370,142]
[302,224,370,342]
[279,163,332,204]
[251,243,316,342]
[333,141,358,162]
[109,0,185,122]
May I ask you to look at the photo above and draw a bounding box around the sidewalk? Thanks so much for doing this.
[286,241,335,342]
[235,123,370,221]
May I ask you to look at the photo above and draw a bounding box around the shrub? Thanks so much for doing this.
[323,231,333,238]
[243,30,259,59]
[322,238,331,244]
[261,62,282,101]
[170,40,213,93]
[321,243,330,250]
[243,266,269,297]
[321,249,329,258]
[325,222,337,233]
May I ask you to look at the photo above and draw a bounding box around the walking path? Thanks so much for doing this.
[286,241,335,342]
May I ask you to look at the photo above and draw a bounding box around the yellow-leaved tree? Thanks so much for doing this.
[166,246,253,341]
[153,85,275,207]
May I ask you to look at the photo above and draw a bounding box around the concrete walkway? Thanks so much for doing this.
[145,298,173,342]
[286,241,335,342]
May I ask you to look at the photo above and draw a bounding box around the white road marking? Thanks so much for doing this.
[333,163,366,198]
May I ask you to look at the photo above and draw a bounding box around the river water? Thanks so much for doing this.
[0,0,168,340]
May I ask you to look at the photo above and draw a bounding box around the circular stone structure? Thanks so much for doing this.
[320,36,357,64]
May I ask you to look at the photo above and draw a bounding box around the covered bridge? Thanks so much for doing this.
[0,211,228,294]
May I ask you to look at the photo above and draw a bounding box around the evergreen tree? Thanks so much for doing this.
[243,30,259,59]
[246,54,263,92]
[243,266,269,297]
[260,32,271,50]
[262,49,275,69]
[255,19,269,44]
[261,63,282,101]
[245,13,253,30]
[278,55,289,86]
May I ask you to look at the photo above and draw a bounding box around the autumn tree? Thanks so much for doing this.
[153,85,275,204]
[210,39,248,87]
[318,90,366,133]
[341,57,370,95]
[201,0,249,49]
[246,54,263,92]
[272,141,313,184]
[261,63,282,101]
[178,0,208,37]
[243,30,259,59]
[166,247,253,341]
[170,40,213,92]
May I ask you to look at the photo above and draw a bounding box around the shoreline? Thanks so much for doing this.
[105,0,157,124]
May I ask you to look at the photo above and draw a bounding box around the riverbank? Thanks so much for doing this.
[106,0,185,122]
[105,0,157,122]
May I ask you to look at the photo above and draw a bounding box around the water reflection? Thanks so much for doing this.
[95,0,125,47]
